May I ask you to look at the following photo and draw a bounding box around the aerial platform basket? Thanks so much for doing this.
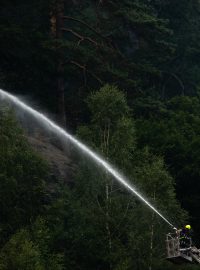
[166,233,200,264]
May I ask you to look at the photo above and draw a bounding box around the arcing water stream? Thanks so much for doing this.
[0,88,176,229]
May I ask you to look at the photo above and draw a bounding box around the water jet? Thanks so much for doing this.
[0,88,175,229]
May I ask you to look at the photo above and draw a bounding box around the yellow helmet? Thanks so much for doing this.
[185,225,191,230]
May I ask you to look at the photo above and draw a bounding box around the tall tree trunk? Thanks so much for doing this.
[102,123,112,269]
[56,0,66,127]
[105,178,112,251]
[149,191,156,270]
[149,213,154,270]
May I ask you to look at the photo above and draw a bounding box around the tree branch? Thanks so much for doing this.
[111,199,131,237]
[70,60,104,85]
[62,27,99,46]
[62,15,107,41]
[161,71,185,97]
[96,196,106,216]
[62,15,125,58]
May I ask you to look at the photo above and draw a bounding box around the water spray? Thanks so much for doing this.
[0,88,176,229]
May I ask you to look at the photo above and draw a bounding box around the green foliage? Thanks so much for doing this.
[133,149,186,223]
[0,229,44,270]
[1,0,200,268]
[1,0,200,118]
[0,0,54,109]
[87,84,130,126]
[61,0,176,121]
[64,85,186,270]
[0,223,64,270]
[156,0,200,96]
[0,0,181,123]
[0,110,48,244]
[135,96,200,241]
[30,218,64,270]
[78,85,135,168]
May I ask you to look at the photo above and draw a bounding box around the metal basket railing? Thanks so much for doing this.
[166,233,181,258]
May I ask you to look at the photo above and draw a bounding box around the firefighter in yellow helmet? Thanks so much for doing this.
[179,225,192,249]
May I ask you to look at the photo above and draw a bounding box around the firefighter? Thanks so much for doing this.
[179,225,192,249]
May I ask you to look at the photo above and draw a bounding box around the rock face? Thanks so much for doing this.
[27,133,75,189]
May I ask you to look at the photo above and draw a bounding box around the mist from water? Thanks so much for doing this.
[0,88,176,229]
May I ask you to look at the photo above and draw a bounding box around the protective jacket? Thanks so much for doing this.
[179,228,192,248]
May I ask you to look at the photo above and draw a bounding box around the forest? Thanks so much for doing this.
[0,0,200,269]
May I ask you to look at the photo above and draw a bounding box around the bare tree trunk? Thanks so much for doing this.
[57,63,66,127]
[149,213,154,270]
[149,191,156,270]
[56,0,66,127]
[106,179,112,249]
[101,124,112,269]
